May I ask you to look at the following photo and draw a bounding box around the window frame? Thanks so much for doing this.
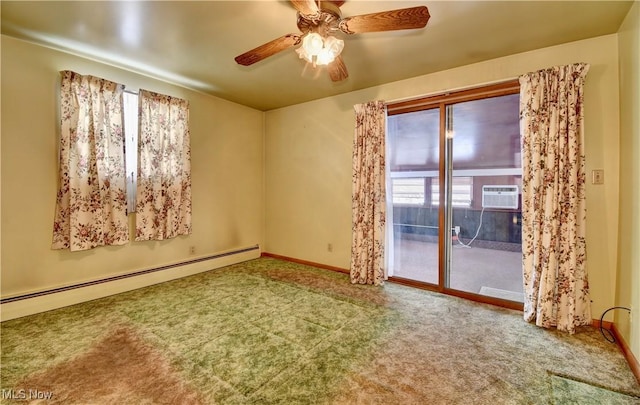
[387,80,520,116]
[123,90,139,215]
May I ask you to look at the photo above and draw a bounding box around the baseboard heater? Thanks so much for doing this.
[1,244,260,321]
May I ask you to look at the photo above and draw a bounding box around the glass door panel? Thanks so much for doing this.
[447,94,524,302]
[387,108,440,284]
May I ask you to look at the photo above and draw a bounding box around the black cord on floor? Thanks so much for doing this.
[599,306,631,343]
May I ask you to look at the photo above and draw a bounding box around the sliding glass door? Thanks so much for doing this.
[387,82,523,306]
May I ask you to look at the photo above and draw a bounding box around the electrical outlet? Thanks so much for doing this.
[327,243,333,252]
[189,246,196,255]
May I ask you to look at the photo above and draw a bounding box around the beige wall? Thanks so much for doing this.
[265,34,621,321]
[616,1,640,361]
[1,36,264,297]
[1,28,631,347]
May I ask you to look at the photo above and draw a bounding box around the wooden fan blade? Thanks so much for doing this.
[327,55,348,82]
[235,34,301,66]
[339,6,430,34]
[290,0,319,16]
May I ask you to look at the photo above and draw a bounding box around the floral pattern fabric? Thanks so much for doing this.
[519,63,591,334]
[350,101,386,286]
[52,71,129,251]
[135,90,192,241]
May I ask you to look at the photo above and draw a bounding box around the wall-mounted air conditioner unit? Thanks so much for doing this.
[482,185,519,209]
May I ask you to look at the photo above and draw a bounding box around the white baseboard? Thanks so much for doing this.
[0,245,260,322]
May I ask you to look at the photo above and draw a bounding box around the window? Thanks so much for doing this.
[123,91,138,214]
[431,177,473,207]
[391,178,426,205]
[53,71,191,249]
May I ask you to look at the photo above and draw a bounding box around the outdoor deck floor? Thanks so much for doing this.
[392,239,524,302]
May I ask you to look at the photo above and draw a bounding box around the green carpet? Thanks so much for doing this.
[550,373,640,404]
[1,259,394,404]
[1,258,639,404]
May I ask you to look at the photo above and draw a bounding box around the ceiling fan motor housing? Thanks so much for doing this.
[296,1,342,36]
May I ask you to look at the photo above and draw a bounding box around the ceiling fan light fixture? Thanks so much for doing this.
[316,48,334,65]
[322,35,344,59]
[295,46,313,63]
[298,33,344,66]
[302,32,324,56]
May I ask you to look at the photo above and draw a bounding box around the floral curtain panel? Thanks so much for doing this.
[350,101,387,285]
[519,63,591,334]
[52,71,129,251]
[136,90,192,241]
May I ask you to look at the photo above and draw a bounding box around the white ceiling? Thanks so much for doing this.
[1,1,633,111]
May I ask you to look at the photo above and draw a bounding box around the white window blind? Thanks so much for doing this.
[391,178,425,205]
[432,177,473,207]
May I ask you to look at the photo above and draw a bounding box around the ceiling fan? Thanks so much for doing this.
[234,0,430,82]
